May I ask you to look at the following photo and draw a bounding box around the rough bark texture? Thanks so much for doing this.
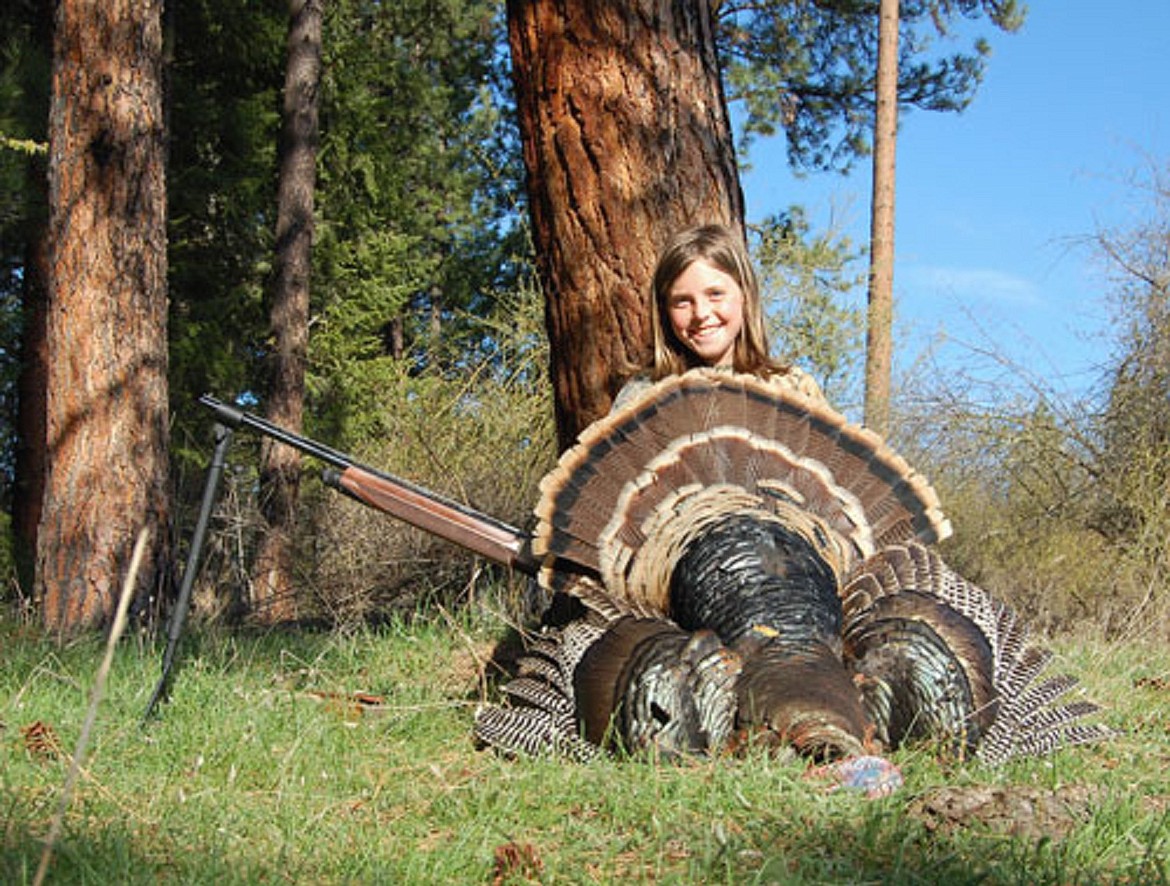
[41,0,171,633]
[251,0,322,624]
[507,0,744,449]
[864,0,899,437]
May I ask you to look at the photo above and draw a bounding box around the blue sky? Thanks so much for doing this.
[742,2,1168,401]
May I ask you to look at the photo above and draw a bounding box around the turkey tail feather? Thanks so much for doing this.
[473,705,601,762]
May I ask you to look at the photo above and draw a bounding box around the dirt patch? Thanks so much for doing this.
[907,784,1102,840]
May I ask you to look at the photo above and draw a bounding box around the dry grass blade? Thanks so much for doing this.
[33,528,150,886]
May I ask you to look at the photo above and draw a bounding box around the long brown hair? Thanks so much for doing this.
[647,224,787,379]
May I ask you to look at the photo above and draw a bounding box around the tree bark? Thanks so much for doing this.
[251,0,322,623]
[507,0,744,449]
[864,0,899,437]
[40,0,171,634]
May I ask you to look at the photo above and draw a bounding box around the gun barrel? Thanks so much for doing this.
[200,394,355,470]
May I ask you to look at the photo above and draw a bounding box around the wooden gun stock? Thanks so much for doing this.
[325,466,535,572]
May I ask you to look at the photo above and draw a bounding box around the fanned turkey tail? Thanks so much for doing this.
[533,368,952,617]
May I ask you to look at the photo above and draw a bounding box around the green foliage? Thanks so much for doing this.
[171,276,551,628]
[1082,161,1170,638]
[0,508,14,596]
[720,0,1024,171]
[158,0,532,627]
[1,611,1164,884]
[752,209,866,405]
[0,2,48,500]
[897,390,1117,635]
[166,0,287,470]
[310,229,426,391]
[0,2,48,230]
[0,281,22,490]
[165,0,524,478]
[313,0,524,396]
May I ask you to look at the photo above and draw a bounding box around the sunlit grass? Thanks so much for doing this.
[1,609,1166,884]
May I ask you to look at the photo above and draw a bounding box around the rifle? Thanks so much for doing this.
[199,395,536,571]
[144,394,536,720]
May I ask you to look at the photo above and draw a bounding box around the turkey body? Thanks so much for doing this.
[669,513,872,759]
[669,515,842,647]
[474,370,1114,767]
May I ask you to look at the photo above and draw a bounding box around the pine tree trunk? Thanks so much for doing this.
[40,0,171,634]
[506,0,744,449]
[251,0,322,624]
[864,0,899,437]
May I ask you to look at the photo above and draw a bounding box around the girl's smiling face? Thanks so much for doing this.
[665,258,745,367]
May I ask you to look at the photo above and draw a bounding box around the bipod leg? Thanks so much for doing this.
[142,421,235,722]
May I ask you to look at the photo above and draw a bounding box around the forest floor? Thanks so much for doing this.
[1,607,1167,884]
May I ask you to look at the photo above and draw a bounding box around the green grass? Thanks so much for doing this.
[1,610,1167,884]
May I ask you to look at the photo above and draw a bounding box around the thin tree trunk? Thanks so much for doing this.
[507,0,744,449]
[864,0,899,437]
[40,0,171,634]
[14,216,48,593]
[11,7,52,597]
[387,315,405,360]
[251,0,322,624]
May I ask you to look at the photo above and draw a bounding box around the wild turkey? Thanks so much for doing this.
[474,369,1113,767]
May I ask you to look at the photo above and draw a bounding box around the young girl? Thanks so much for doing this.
[613,223,825,410]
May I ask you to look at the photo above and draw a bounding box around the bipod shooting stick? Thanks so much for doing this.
[144,394,536,721]
[142,415,234,722]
